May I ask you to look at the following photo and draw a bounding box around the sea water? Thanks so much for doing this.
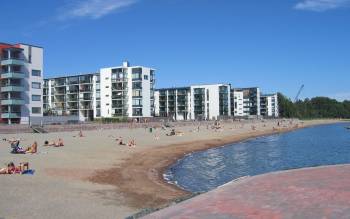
[165,123,350,193]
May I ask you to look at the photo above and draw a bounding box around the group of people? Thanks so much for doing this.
[6,137,65,154]
[116,137,136,147]
[0,162,29,174]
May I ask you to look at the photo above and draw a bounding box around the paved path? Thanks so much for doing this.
[144,165,350,219]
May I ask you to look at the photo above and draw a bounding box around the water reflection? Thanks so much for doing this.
[165,123,350,193]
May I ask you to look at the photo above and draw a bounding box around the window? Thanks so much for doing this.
[32,70,41,77]
[32,95,41,101]
[132,99,142,106]
[132,90,142,97]
[132,72,142,80]
[144,75,148,80]
[132,82,142,89]
[32,107,41,114]
[132,108,142,116]
[32,82,41,89]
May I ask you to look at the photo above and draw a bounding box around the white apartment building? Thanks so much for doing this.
[100,61,155,118]
[155,84,231,120]
[44,61,155,120]
[0,43,43,124]
[231,87,261,117]
[260,93,279,117]
[43,73,100,121]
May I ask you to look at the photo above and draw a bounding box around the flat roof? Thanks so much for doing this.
[156,83,231,91]
[261,93,277,97]
[44,72,99,80]
[0,42,43,49]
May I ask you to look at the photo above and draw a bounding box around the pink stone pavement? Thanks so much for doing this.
[144,165,350,219]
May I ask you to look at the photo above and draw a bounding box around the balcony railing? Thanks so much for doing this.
[1,99,25,105]
[1,112,21,118]
[1,72,25,79]
[1,85,25,92]
[0,58,25,66]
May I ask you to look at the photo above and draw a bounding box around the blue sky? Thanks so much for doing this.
[1,0,349,100]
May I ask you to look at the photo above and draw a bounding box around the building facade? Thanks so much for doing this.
[231,87,261,117]
[260,93,279,117]
[0,42,278,123]
[43,61,155,120]
[43,73,100,121]
[100,61,155,118]
[154,84,231,120]
[0,43,43,124]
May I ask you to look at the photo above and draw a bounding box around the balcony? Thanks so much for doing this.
[1,99,25,105]
[0,59,25,66]
[1,72,25,79]
[1,86,25,92]
[1,112,21,118]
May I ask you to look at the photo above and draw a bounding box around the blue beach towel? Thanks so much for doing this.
[22,169,35,175]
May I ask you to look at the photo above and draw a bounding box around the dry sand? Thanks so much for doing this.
[0,119,342,219]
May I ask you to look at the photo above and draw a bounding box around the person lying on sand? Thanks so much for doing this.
[44,140,55,146]
[25,141,38,154]
[0,162,29,174]
[9,140,26,154]
[116,137,126,145]
[44,139,64,147]
[166,129,176,136]
[54,138,64,147]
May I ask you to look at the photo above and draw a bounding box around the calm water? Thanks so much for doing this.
[164,123,350,193]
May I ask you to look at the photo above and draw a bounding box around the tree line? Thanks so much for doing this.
[278,93,350,119]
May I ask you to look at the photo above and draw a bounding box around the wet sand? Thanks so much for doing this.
[0,119,342,219]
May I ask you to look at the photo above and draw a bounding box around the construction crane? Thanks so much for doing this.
[294,84,304,102]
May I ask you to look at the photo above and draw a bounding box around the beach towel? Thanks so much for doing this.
[22,169,35,175]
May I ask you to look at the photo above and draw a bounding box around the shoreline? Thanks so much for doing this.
[88,119,345,211]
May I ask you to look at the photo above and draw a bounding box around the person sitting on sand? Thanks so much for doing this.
[128,139,136,147]
[25,141,38,154]
[73,130,84,138]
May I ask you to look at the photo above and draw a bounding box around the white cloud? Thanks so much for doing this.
[58,0,138,20]
[295,0,350,12]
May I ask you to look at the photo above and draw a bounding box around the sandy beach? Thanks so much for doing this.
[0,119,342,219]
